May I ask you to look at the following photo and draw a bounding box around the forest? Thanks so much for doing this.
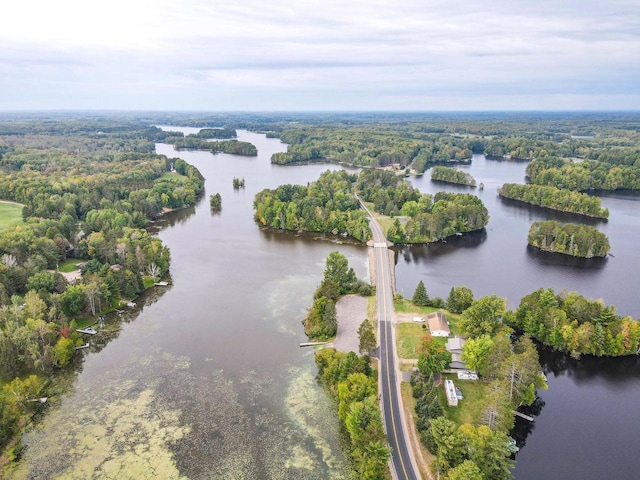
[498,183,609,219]
[527,220,610,258]
[253,169,489,244]
[0,116,204,449]
[526,156,640,191]
[511,288,640,358]
[268,126,473,171]
[430,166,477,187]
[357,170,489,243]
[253,170,372,242]
[315,349,389,479]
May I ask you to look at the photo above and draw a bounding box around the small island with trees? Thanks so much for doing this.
[165,135,258,156]
[527,220,610,258]
[430,166,477,187]
[209,193,222,212]
[498,183,609,219]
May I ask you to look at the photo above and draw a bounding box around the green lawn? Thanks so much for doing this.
[157,172,188,183]
[397,323,429,358]
[58,258,82,273]
[439,374,489,427]
[0,201,24,230]
[394,298,463,335]
[72,317,96,329]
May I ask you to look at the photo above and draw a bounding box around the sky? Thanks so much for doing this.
[1,0,639,111]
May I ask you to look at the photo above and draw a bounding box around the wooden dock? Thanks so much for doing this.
[514,411,534,422]
[299,342,327,348]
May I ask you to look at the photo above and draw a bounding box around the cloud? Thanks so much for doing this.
[1,0,638,110]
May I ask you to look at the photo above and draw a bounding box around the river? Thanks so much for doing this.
[9,132,640,479]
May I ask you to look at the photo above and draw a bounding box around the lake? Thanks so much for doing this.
[9,132,640,479]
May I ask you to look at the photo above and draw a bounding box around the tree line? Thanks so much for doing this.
[526,156,640,191]
[303,251,372,341]
[304,251,385,478]
[527,220,610,258]
[498,183,609,219]
[315,349,389,479]
[268,126,473,172]
[511,288,640,358]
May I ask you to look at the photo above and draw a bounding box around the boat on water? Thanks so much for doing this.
[154,281,169,286]
[76,327,97,335]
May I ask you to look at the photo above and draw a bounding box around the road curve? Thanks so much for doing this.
[360,198,420,480]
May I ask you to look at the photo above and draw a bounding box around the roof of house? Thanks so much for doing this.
[450,352,467,369]
[446,336,466,353]
[427,311,450,333]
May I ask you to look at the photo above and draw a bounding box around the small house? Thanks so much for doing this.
[427,312,450,337]
[449,352,467,370]
[446,337,468,370]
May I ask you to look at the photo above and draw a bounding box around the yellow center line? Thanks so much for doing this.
[378,245,410,480]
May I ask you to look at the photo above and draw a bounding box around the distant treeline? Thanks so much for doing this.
[527,220,610,258]
[268,126,473,172]
[498,183,609,219]
[194,127,237,139]
[526,156,640,191]
[430,166,476,186]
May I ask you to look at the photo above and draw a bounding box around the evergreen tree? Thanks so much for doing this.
[412,280,430,306]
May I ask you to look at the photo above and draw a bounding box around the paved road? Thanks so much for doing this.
[360,199,420,480]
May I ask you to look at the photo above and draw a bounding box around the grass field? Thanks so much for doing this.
[397,323,429,358]
[157,172,188,183]
[57,258,82,273]
[0,201,24,230]
[439,374,489,426]
[394,298,462,335]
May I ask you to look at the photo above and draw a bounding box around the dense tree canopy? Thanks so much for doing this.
[527,220,610,258]
[512,288,640,357]
[498,183,609,219]
[357,170,489,243]
[431,166,476,187]
[315,349,389,479]
[254,170,371,241]
[526,156,640,191]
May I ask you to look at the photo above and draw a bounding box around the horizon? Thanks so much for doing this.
[3,1,639,111]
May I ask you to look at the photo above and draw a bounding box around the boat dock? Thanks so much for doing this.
[299,342,327,347]
[514,411,534,422]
